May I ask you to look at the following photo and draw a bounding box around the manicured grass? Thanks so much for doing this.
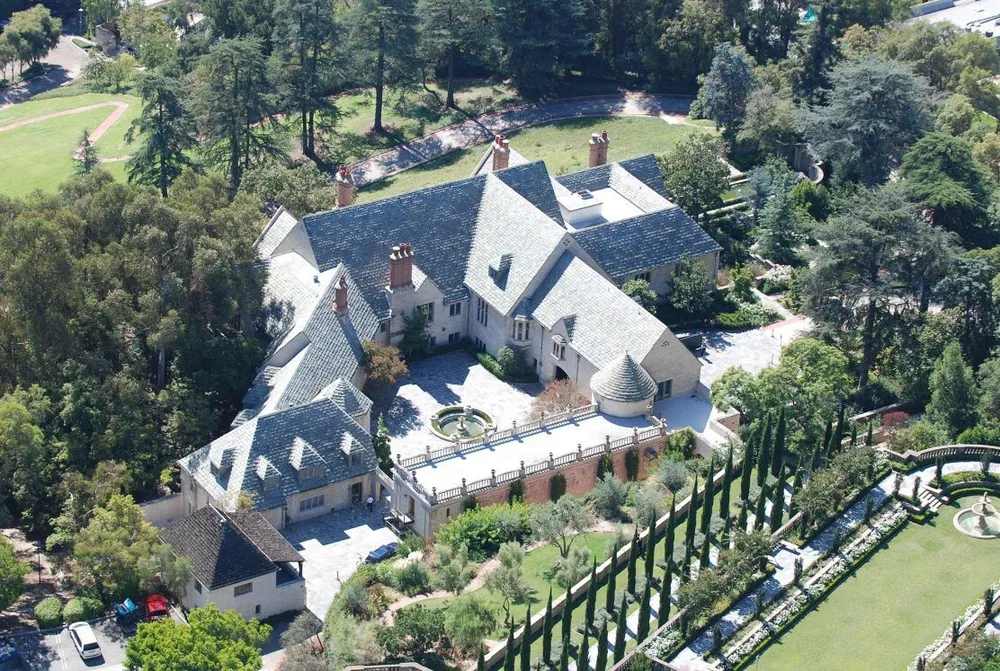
[0,92,141,196]
[357,117,715,204]
[753,497,1000,671]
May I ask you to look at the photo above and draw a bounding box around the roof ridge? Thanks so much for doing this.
[225,509,281,566]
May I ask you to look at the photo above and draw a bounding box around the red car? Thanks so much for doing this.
[144,594,169,621]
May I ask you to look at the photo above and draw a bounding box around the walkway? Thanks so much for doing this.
[0,100,133,164]
[0,36,90,109]
[348,92,694,185]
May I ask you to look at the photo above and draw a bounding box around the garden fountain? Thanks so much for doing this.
[429,405,495,440]
[954,492,1000,539]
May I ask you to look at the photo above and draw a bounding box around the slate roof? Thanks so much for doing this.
[256,207,300,259]
[159,506,303,590]
[572,208,721,279]
[313,378,373,417]
[555,155,671,200]
[591,352,657,403]
[528,251,668,369]
[179,396,376,513]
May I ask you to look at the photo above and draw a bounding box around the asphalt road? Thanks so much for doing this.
[9,619,127,671]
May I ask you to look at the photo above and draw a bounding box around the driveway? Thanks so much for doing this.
[349,92,695,185]
[8,619,127,671]
[0,36,90,109]
[280,501,399,619]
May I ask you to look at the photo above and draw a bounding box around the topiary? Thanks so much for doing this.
[507,478,524,504]
[34,597,63,629]
[63,596,104,624]
[549,473,567,502]
[625,447,640,481]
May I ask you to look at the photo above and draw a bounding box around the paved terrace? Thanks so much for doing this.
[404,412,653,494]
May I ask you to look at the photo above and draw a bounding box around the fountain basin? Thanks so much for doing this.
[429,405,495,441]
[953,493,1000,539]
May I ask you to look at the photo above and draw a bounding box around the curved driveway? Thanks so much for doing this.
[348,92,695,186]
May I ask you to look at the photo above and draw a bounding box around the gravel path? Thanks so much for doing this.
[348,92,695,185]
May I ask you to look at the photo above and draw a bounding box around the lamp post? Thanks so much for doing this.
[78,7,85,36]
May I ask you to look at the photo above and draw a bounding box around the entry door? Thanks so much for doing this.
[351,482,363,503]
[656,379,672,401]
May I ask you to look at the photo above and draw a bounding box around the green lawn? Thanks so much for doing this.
[754,496,1000,671]
[357,117,715,204]
[0,92,141,197]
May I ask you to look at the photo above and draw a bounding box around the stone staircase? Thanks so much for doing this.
[918,487,946,512]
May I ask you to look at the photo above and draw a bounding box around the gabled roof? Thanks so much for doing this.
[528,252,668,370]
[555,155,671,201]
[159,506,303,590]
[572,208,721,279]
[313,378,373,417]
[591,352,657,403]
[180,397,376,513]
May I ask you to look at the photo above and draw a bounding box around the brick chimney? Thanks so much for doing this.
[492,135,510,172]
[389,243,414,289]
[335,275,348,314]
[589,131,610,167]
[336,165,354,207]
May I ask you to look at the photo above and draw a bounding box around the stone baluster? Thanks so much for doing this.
[490,469,497,486]
[539,411,546,429]
[410,470,417,483]
[431,487,438,504]
[605,435,612,454]
[633,427,640,445]
[520,460,526,477]
[549,452,555,469]
[425,445,432,461]
[461,478,467,495]
[511,420,518,437]
[577,443,583,461]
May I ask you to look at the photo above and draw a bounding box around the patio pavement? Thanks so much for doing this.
[280,500,398,619]
[687,316,812,386]
[380,349,542,460]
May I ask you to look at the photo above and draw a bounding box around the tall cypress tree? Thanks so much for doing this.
[613,596,628,662]
[740,425,756,504]
[520,606,531,671]
[821,419,834,463]
[720,447,734,520]
[789,458,804,516]
[850,423,858,447]
[644,525,656,584]
[595,620,609,671]
[561,584,573,643]
[699,530,712,568]
[658,560,672,626]
[585,560,598,628]
[700,456,717,536]
[477,646,486,671]
[810,439,823,472]
[627,526,639,595]
[504,624,516,671]
[559,634,570,671]
[865,422,874,447]
[543,589,554,664]
[832,406,846,454]
[637,581,651,642]
[754,483,768,531]
[605,544,618,613]
[770,466,788,532]
[738,497,749,532]
[757,414,773,487]
[577,626,590,670]
[664,496,676,565]
[771,408,786,477]
[685,473,700,550]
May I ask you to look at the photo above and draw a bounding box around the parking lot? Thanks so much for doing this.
[7,619,127,671]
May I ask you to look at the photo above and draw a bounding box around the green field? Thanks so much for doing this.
[0,92,141,196]
[358,116,714,204]
[753,497,1000,671]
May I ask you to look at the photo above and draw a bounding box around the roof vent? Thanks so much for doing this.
[576,190,594,201]
[313,275,319,284]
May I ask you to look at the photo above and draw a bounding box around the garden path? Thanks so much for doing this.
[0,99,133,165]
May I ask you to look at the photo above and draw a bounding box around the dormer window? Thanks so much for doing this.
[263,474,280,490]
[551,335,566,360]
[512,318,531,342]
[298,464,326,481]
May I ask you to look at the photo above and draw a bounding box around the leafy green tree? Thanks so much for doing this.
[400,307,431,359]
[668,257,713,318]
[800,55,934,187]
[0,536,28,612]
[239,163,336,217]
[648,0,731,90]
[978,356,1000,423]
[622,279,657,315]
[936,94,977,136]
[5,5,61,66]
[529,495,594,559]
[272,0,339,156]
[126,73,199,197]
[660,134,730,219]
[189,38,282,187]
[417,0,489,107]
[698,43,755,144]
[738,84,798,157]
[445,596,495,655]
[346,0,419,133]
[485,542,528,625]
[119,4,177,68]
[591,472,627,520]
[928,342,979,437]
[433,543,476,594]
[125,604,270,671]
[378,604,447,662]
[937,251,1000,365]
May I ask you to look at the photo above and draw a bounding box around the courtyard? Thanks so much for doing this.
[690,315,812,386]
[752,496,1000,670]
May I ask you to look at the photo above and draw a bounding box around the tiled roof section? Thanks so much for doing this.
[607,164,673,212]
[471,144,530,176]
[313,378,373,417]
[529,252,668,369]
[289,437,325,470]
[302,176,488,317]
[179,397,376,513]
[226,511,304,564]
[465,177,569,316]
[555,154,670,201]
[256,207,300,259]
[571,208,721,278]
[618,155,671,198]
[492,161,563,223]
[158,507,278,590]
[591,352,657,403]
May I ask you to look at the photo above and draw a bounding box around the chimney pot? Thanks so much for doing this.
[598,131,610,164]
[336,165,355,207]
[589,133,602,167]
[492,135,510,172]
[389,243,415,289]
[335,275,348,313]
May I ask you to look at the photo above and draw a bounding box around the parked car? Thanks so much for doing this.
[144,594,169,621]
[365,542,398,564]
[68,622,102,660]
[114,597,138,624]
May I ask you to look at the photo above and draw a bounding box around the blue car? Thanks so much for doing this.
[365,542,398,564]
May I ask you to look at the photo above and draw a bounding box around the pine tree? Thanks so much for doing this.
[757,414,773,487]
[577,625,590,670]
[75,129,99,174]
[637,581,651,642]
[559,634,570,671]
[613,594,628,662]
[543,589,553,664]
[520,606,531,671]
[644,526,656,584]
[700,455,717,536]
[585,560,598,628]
[754,484,768,531]
[664,496,676,565]
[504,624,516,671]
[605,545,618,613]
[740,424,757,503]
[720,447,734,520]
[770,466,788,532]
[658,560,672,626]
[771,408,786,477]
[627,526,639,595]
[595,620,609,671]
[416,0,487,108]
[561,584,573,643]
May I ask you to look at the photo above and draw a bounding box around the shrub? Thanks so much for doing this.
[396,562,432,597]
[714,303,781,330]
[436,503,532,561]
[625,447,640,481]
[63,596,104,624]
[958,425,1000,446]
[658,458,689,493]
[730,265,756,303]
[665,428,696,459]
[397,534,425,557]
[507,478,524,504]
[596,453,614,480]
[881,411,910,433]
[550,473,567,502]
[475,351,538,383]
[34,597,63,629]
[890,418,948,454]
[531,379,588,419]
[591,473,628,520]
[362,340,408,385]
[634,488,665,531]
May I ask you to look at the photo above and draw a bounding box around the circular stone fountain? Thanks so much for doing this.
[954,492,1000,539]
[430,405,495,441]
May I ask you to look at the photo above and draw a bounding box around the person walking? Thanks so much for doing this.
[366,494,374,512]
